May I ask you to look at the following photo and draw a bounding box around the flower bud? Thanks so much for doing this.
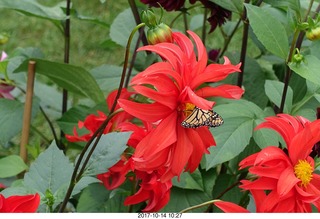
[141,9,158,28]
[306,26,320,41]
[293,53,304,63]
[147,23,173,45]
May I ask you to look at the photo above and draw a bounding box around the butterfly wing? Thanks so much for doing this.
[181,107,217,128]
[205,111,224,127]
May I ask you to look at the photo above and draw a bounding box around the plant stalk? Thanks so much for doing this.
[58,23,145,212]
[237,0,250,87]
[20,61,36,164]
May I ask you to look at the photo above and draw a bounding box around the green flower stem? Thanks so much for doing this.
[182,8,189,34]
[179,200,220,213]
[128,0,149,47]
[279,0,316,113]
[58,23,145,213]
[59,0,72,151]
[218,18,241,59]
[201,7,208,45]
[278,30,300,113]
[295,1,319,51]
[237,0,250,87]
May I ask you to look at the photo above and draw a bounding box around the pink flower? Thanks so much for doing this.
[118,30,243,181]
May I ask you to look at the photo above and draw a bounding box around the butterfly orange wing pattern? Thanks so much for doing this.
[181,107,224,128]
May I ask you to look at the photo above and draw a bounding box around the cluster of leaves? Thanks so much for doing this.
[1,0,320,213]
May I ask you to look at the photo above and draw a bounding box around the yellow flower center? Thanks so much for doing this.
[294,159,313,187]
[185,103,195,111]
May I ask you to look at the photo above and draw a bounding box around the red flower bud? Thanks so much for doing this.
[147,23,173,45]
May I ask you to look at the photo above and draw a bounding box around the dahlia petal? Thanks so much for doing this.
[180,86,214,110]
[134,147,171,172]
[249,162,287,179]
[190,59,241,88]
[295,184,320,203]
[239,153,259,169]
[254,146,291,166]
[214,201,249,213]
[255,115,302,147]
[185,128,214,172]
[118,99,172,122]
[169,126,193,176]
[2,194,40,213]
[187,31,208,77]
[249,190,266,212]
[134,112,177,158]
[277,167,299,197]
[132,85,178,110]
[131,62,183,89]
[196,84,244,99]
[137,45,180,71]
[173,32,195,60]
[240,177,277,190]
[289,120,320,164]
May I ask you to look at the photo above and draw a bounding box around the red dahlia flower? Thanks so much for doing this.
[97,121,153,190]
[0,194,40,213]
[118,30,243,182]
[65,88,134,142]
[239,114,320,212]
[124,168,172,212]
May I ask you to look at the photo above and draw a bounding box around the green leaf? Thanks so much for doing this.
[14,59,104,104]
[81,132,131,176]
[24,141,73,207]
[253,119,280,149]
[110,8,140,50]
[190,14,204,31]
[205,100,266,168]
[209,0,244,14]
[77,183,110,212]
[288,55,320,86]
[91,64,137,95]
[264,80,293,113]
[212,174,242,203]
[263,0,301,16]
[245,4,289,59]
[161,187,211,212]
[0,155,28,178]
[72,176,101,197]
[172,169,204,191]
[0,0,66,21]
[0,60,8,74]
[206,117,253,169]
[0,98,39,146]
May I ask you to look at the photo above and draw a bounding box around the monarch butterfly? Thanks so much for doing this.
[181,106,224,128]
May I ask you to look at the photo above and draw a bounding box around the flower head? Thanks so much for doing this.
[190,0,232,33]
[0,194,40,213]
[239,114,320,212]
[65,88,134,142]
[118,30,243,181]
[124,168,172,212]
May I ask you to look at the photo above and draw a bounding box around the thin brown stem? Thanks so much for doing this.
[58,23,145,212]
[20,61,36,164]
